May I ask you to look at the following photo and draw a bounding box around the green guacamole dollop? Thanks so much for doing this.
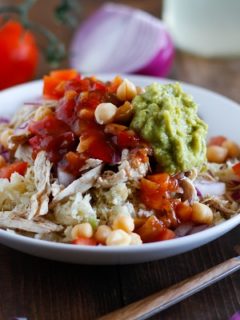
[130,83,208,174]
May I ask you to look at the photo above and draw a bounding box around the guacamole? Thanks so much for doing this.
[130,83,208,174]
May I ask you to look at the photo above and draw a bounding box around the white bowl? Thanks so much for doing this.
[0,75,240,265]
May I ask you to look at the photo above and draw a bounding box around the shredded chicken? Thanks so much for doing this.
[15,144,33,163]
[52,165,103,204]
[28,151,52,219]
[0,211,63,233]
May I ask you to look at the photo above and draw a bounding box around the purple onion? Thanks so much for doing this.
[188,225,209,235]
[70,3,174,77]
[194,181,226,197]
[0,117,9,123]
[175,222,194,237]
[57,166,75,186]
[230,312,240,320]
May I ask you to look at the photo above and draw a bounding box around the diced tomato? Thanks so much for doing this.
[116,130,141,149]
[28,114,70,136]
[140,178,165,210]
[43,69,79,99]
[55,91,78,127]
[0,162,28,179]
[147,173,178,192]
[91,80,107,92]
[175,202,193,222]
[49,69,79,81]
[232,162,240,177]
[107,76,123,93]
[87,138,118,163]
[136,216,165,243]
[61,151,87,176]
[72,237,97,246]
[140,177,177,211]
[65,78,90,94]
[156,228,176,241]
[147,173,170,190]
[29,132,76,163]
[77,90,105,110]
[208,135,226,146]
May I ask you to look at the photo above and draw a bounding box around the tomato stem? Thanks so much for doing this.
[0,0,79,65]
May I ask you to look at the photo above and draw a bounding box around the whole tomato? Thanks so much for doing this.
[0,20,39,90]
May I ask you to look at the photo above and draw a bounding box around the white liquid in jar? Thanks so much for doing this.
[163,0,240,57]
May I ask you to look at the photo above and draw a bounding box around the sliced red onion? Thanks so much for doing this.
[175,222,194,237]
[188,225,209,235]
[0,149,10,161]
[14,120,31,135]
[0,117,9,123]
[24,102,43,107]
[194,181,226,198]
[70,3,174,77]
[57,166,75,187]
[230,311,240,320]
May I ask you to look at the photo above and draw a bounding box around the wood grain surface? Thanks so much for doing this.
[1,1,240,320]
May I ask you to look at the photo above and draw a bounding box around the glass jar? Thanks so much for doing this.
[163,0,240,57]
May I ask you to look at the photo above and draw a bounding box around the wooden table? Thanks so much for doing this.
[1,1,240,319]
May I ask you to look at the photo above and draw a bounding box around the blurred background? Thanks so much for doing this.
[1,0,240,101]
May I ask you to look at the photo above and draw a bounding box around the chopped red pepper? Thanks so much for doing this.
[28,114,70,136]
[61,151,87,176]
[0,162,28,179]
[232,162,240,177]
[136,216,165,243]
[116,130,141,149]
[72,237,97,246]
[156,228,176,241]
[43,69,79,99]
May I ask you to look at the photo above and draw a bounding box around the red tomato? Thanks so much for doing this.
[0,20,38,90]
[72,237,97,246]
[0,162,28,179]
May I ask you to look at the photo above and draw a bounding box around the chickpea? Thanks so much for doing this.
[34,106,53,121]
[112,214,134,233]
[191,202,213,225]
[207,145,228,163]
[94,225,112,244]
[71,223,93,239]
[94,103,117,125]
[0,129,13,149]
[114,101,133,123]
[106,229,131,246]
[104,123,127,135]
[222,139,240,158]
[116,79,137,101]
[130,233,142,245]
